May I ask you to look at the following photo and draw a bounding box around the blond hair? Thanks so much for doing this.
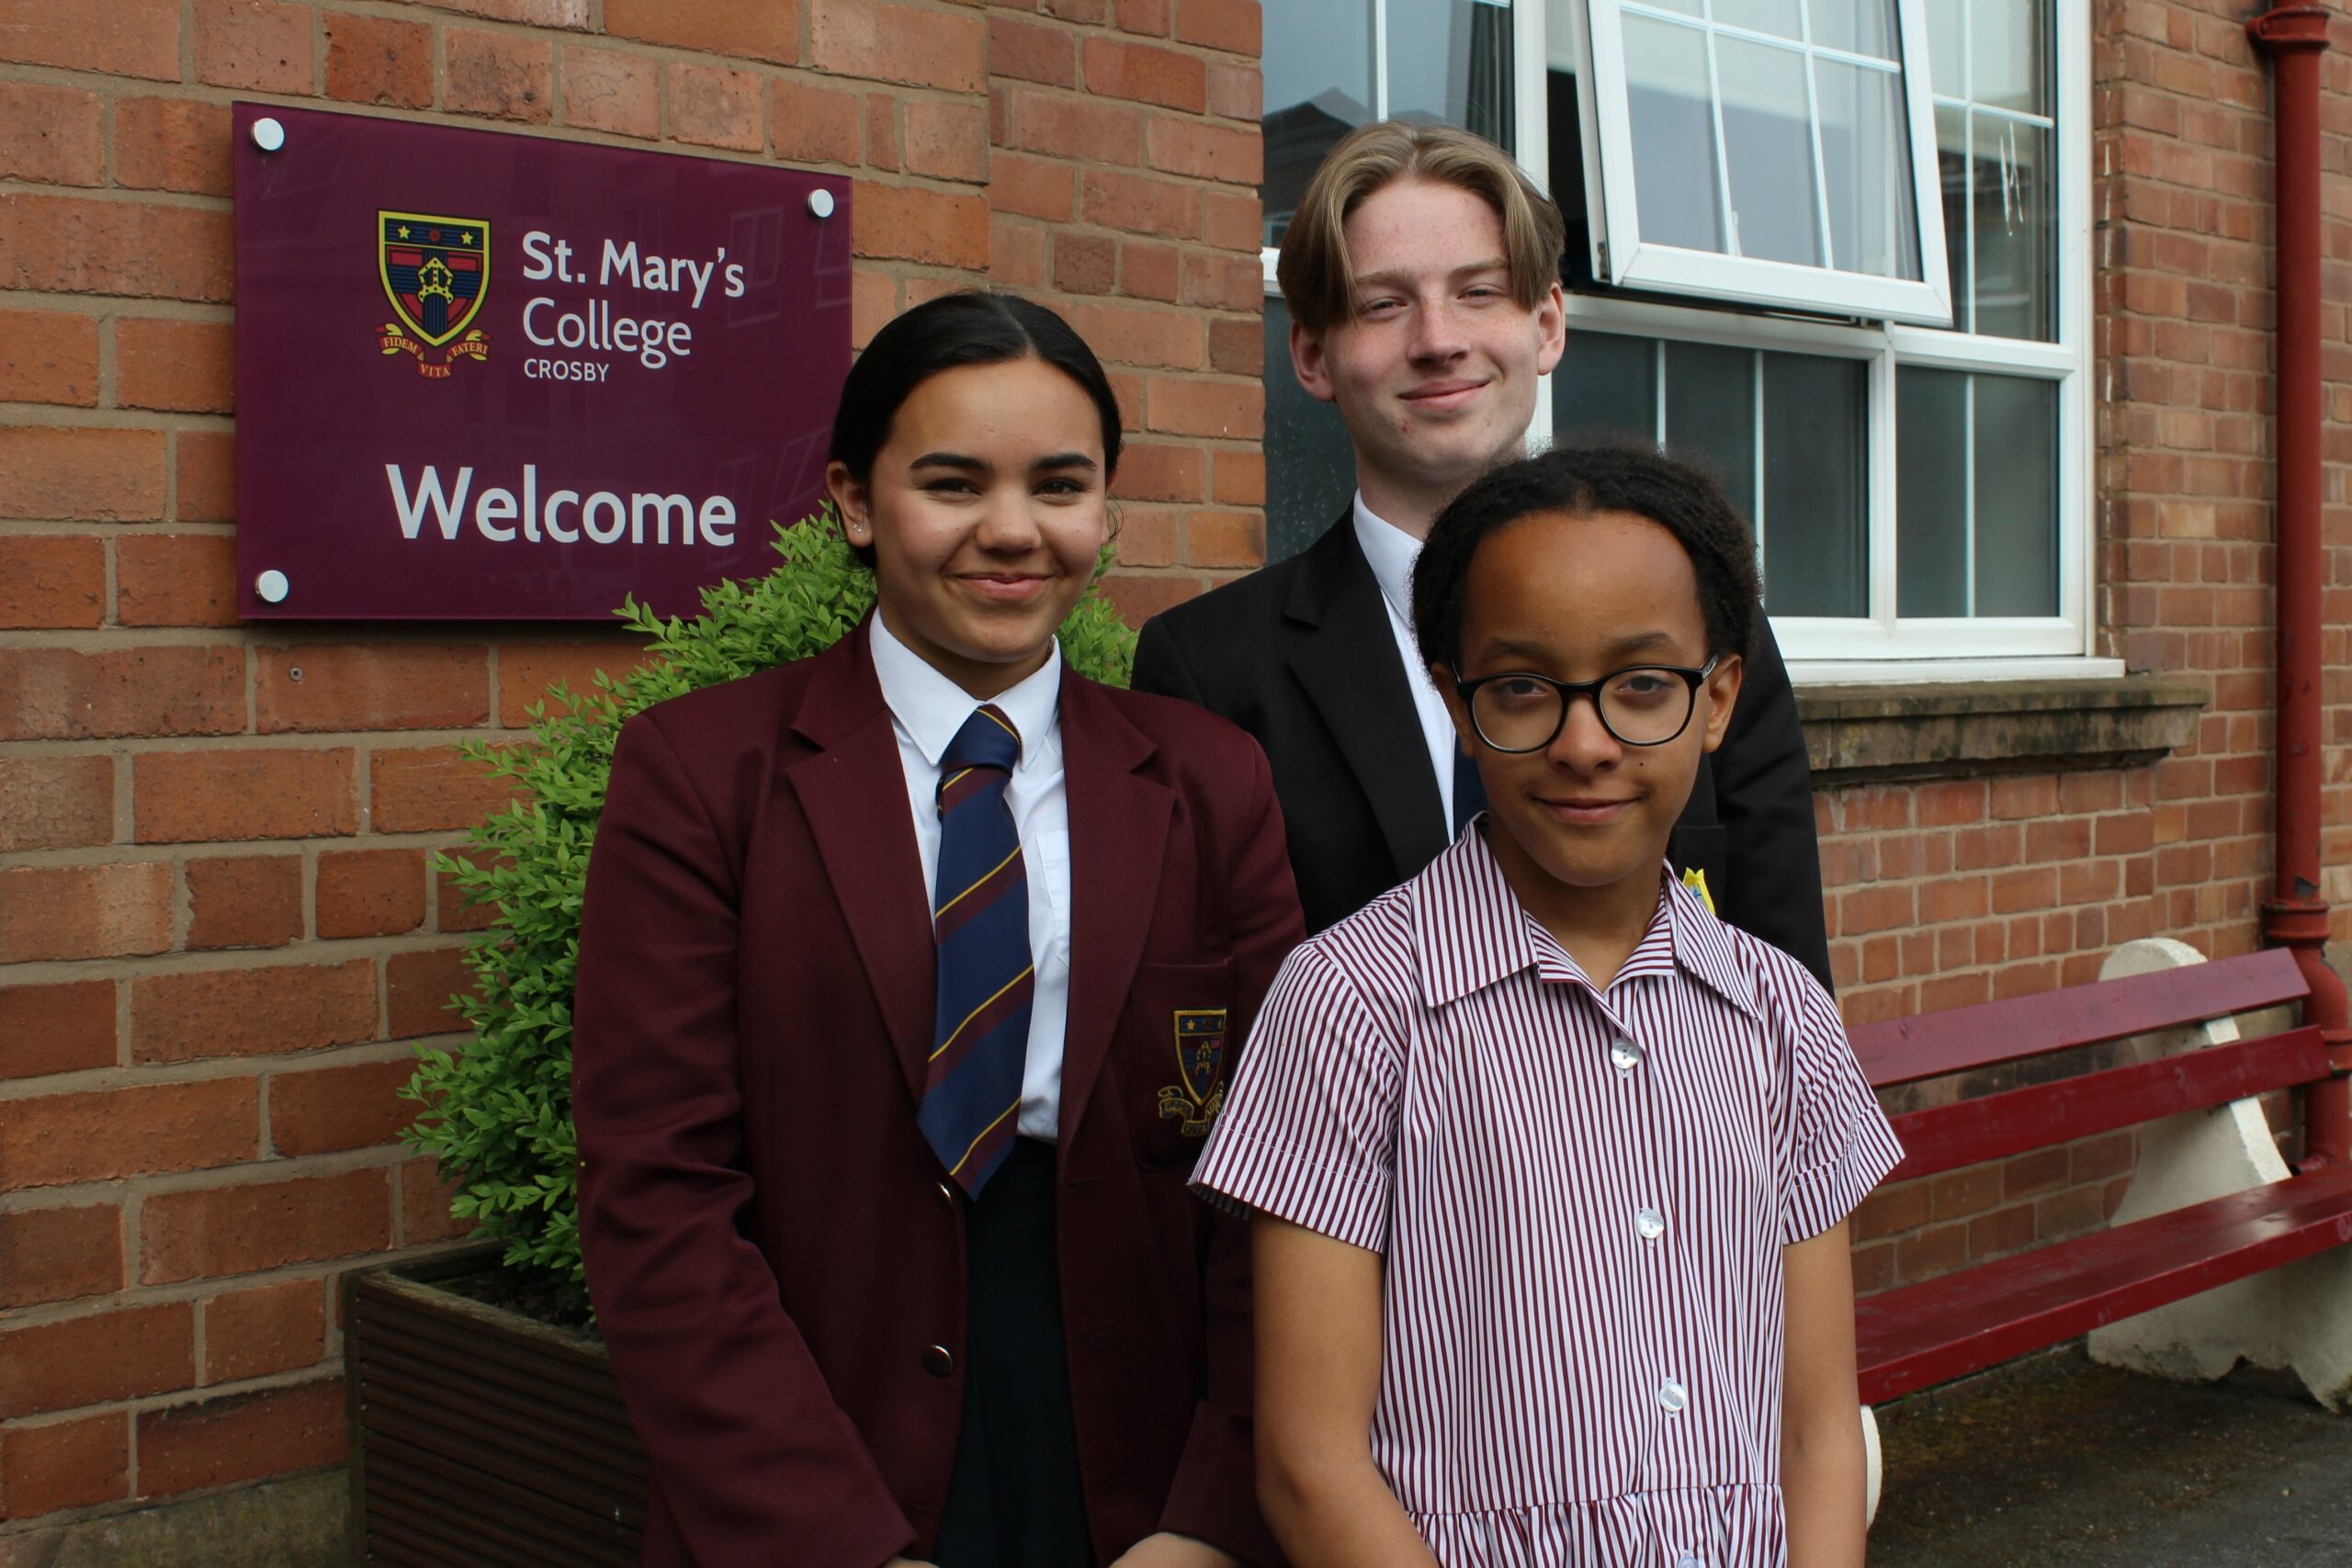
[1275,121,1567,336]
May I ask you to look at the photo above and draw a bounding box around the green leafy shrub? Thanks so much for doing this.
[403,514,1138,1319]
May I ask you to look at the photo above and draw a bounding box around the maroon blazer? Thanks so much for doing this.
[572,623,1305,1568]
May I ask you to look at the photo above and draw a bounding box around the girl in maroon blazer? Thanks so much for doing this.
[573,292,1305,1568]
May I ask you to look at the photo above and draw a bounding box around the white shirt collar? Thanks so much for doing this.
[868,612,1062,769]
[1351,491,1424,629]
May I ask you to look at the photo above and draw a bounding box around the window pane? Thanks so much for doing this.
[1717,39,1823,266]
[1925,0,1964,96]
[1809,0,1895,62]
[1896,367,1968,616]
[1973,374,2059,615]
[1664,341,1757,518]
[1623,15,1727,254]
[1261,0,1374,246]
[1970,114,2053,340]
[1973,0,2048,116]
[1555,331,1658,443]
[1715,0,1803,39]
[1760,353,1868,616]
[1261,295,1357,561]
[1817,59,1919,279]
[1935,102,1971,326]
[1894,368,2059,618]
[1388,0,1515,149]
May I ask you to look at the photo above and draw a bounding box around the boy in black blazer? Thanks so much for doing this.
[1132,121,1830,986]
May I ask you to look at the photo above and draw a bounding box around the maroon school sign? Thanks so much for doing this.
[232,103,853,620]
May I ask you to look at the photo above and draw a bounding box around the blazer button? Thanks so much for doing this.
[936,1179,957,1212]
[922,1344,955,1378]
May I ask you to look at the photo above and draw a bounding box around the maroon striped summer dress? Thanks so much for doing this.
[1192,829,1902,1568]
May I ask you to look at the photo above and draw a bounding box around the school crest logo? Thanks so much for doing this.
[377,210,491,378]
[1157,1009,1229,1138]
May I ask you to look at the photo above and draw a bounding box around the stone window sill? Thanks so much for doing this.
[1795,676,2211,787]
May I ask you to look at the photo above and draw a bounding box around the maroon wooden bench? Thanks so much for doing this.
[1848,945,2352,1406]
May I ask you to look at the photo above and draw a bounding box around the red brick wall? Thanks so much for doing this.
[0,0,1264,1529]
[1835,2,2352,1302]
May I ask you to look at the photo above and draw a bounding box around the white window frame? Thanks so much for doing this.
[1543,0,2099,674]
[1576,0,1954,325]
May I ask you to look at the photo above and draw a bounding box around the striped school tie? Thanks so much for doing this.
[919,704,1035,1197]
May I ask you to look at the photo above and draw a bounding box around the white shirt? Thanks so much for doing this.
[869,614,1073,1141]
[1353,493,1464,833]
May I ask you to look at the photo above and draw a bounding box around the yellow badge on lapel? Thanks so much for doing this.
[1680,866,1716,914]
[1158,1010,1228,1138]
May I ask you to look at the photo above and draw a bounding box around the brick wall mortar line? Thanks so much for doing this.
[0,407,227,434]
[0,934,477,987]
[189,1285,209,1389]
[0,285,232,318]
[254,1059,276,1161]
[299,842,320,943]
[100,526,121,634]
[1,734,505,761]
[168,855,190,950]
[371,952,391,1046]
[0,299,241,327]
[119,1182,144,1329]
[0,1361,345,1422]
[0,520,241,539]
[0,1032,429,1099]
[0,1142,412,1213]
[0,177,228,212]
[0,1241,468,1336]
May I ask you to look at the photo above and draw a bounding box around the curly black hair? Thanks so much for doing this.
[1409,443,1761,672]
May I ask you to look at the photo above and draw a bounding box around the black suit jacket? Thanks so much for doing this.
[1132,510,1834,988]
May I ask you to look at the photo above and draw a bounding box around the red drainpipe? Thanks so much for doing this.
[2248,5,2349,1166]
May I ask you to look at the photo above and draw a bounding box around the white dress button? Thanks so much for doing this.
[1678,1557,1702,1568]
[1609,1037,1644,1073]
[1658,1378,1689,1413]
[1636,1208,1667,1241]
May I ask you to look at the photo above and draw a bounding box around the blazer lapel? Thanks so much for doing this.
[782,624,936,1105]
[1285,513,1450,879]
[1055,674,1170,1142]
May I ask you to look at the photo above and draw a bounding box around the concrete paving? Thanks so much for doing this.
[1869,1348,2352,1566]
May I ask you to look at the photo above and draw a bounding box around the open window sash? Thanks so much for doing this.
[1574,0,1954,325]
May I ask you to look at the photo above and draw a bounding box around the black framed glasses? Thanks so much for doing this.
[1454,658,1721,752]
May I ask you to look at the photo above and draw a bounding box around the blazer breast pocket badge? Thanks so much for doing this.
[1157,1009,1228,1138]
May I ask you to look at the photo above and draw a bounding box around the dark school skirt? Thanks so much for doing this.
[932,1136,1095,1568]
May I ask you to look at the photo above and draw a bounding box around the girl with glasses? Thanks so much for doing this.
[1193,445,1900,1568]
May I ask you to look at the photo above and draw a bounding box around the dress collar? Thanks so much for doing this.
[1408,828,1762,1021]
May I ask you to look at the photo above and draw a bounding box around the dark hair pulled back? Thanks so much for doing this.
[1410,444,1762,672]
[829,292,1123,565]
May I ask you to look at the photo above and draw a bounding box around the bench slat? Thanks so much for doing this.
[1855,1161,2352,1405]
[1850,947,2309,1089]
[1882,1024,2329,1185]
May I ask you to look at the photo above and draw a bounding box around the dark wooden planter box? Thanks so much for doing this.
[345,1248,649,1566]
